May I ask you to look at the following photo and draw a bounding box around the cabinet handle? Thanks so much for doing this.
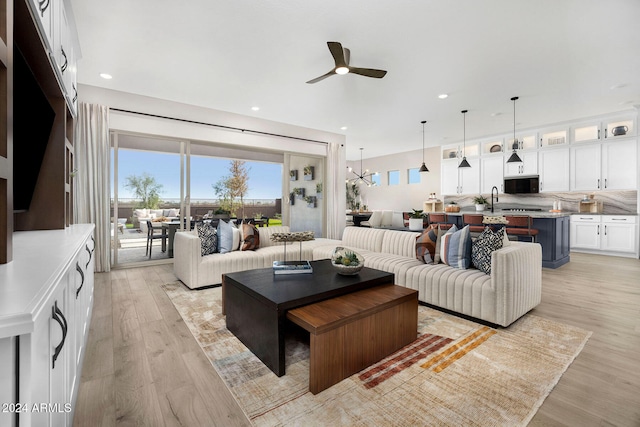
[597,129,601,140]
[611,218,627,221]
[604,225,607,235]
[604,178,607,189]
[90,236,96,254]
[51,301,68,369]
[597,225,600,235]
[73,84,78,104]
[85,244,92,269]
[604,128,608,139]
[60,48,68,74]
[38,0,50,16]
[76,261,85,298]
[597,179,600,189]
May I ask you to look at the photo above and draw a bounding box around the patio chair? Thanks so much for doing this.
[145,220,168,259]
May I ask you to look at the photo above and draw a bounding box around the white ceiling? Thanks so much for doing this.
[70,0,640,161]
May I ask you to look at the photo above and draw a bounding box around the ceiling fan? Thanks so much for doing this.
[306,41,387,84]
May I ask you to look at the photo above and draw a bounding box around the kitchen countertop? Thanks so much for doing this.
[440,210,573,218]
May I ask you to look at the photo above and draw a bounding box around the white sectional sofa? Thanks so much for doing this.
[173,225,542,327]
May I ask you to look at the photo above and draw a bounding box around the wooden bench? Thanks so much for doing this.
[286,284,418,394]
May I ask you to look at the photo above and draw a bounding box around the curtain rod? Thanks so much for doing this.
[109,108,330,145]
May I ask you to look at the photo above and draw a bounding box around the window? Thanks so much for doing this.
[388,170,399,185]
[372,174,381,186]
[408,168,420,184]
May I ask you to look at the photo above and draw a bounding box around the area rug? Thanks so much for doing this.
[162,282,591,426]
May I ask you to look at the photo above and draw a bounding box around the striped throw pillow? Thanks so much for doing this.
[440,225,472,269]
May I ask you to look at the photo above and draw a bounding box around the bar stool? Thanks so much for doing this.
[504,215,539,242]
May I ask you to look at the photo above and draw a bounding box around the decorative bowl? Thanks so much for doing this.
[331,247,364,275]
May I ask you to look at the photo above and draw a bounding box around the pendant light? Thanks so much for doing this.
[346,147,378,187]
[507,96,523,163]
[458,110,471,168]
[419,120,429,172]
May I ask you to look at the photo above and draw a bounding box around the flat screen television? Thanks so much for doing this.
[13,46,55,212]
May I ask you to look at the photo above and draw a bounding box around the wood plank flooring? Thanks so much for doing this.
[73,253,640,427]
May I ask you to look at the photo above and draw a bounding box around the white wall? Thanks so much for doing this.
[348,147,441,212]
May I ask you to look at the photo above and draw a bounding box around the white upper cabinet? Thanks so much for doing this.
[481,155,504,194]
[571,114,636,143]
[570,140,637,191]
[441,157,480,195]
[506,133,537,151]
[539,128,568,148]
[481,138,504,155]
[504,151,538,177]
[539,147,570,192]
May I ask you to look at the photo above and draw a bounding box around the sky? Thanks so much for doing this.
[112,149,283,201]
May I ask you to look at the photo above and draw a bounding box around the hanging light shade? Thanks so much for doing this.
[419,120,429,172]
[458,110,471,168]
[346,147,378,187]
[507,96,523,163]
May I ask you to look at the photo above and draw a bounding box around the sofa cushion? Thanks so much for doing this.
[341,226,386,252]
[440,225,472,269]
[241,222,260,251]
[134,208,149,218]
[472,227,505,274]
[217,220,236,253]
[196,222,218,256]
[415,225,440,264]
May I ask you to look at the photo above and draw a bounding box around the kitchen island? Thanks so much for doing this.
[443,210,571,269]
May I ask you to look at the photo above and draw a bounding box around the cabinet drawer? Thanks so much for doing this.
[602,215,636,224]
[571,215,599,222]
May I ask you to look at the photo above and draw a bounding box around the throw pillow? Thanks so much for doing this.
[415,225,440,264]
[471,226,505,274]
[440,225,472,269]
[217,219,235,254]
[196,222,217,256]
[241,223,260,251]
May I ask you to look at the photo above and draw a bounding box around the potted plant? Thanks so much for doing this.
[292,187,305,199]
[290,170,298,181]
[304,195,317,208]
[303,165,314,181]
[445,201,460,213]
[316,182,323,199]
[473,195,489,211]
[409,209,425,231]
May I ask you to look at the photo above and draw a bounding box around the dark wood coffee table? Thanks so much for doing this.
[222,259,394,376]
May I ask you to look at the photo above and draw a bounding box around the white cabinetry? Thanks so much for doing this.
[504,151,537,177]
[539,148,570,192]
[26,0,78,115]
[0,225,94,427]
[441,157,480,195]
[570,140,637,191]
[571,215,638,257]
[480,155,504,194]
[571,115,636,143]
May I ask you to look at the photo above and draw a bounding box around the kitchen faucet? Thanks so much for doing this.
[491,186,499,213]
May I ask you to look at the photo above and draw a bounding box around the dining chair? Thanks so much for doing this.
[146,220,168,258]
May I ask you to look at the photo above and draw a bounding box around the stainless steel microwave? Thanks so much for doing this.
[504,176,539,194]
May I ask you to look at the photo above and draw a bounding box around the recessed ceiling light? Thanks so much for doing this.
[610,83,627,90]
[99,73,112,80]
[491,112,502,117]
[251,106,260,111]
[438,94,448,99]
[340,126,348,130]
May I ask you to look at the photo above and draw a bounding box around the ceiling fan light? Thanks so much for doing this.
[335,66,349,75]
[419,162,429,172]
[507,151,523,163]
[458,157,471,168]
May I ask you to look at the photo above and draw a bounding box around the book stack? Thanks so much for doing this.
[272,261,313,275]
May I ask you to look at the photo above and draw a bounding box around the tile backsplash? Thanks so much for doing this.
[444,190,637,214]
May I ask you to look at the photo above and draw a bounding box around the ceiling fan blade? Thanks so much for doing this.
[306,70,335,84]
[344,48,350,66]
[327,41,348,68]
[349,67,387,79]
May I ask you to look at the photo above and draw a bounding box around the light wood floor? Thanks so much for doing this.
[73,252,640,427]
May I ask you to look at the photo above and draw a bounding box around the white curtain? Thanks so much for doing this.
[74,103,111,272]
[326,142,346,239]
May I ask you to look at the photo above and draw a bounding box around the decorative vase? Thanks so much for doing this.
[331,247,364,275]
[475,204,485,212]
[409,218,423,231]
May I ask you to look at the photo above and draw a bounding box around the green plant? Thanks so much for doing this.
[304,165,313,175]
[473,195,489,205]
[293,187,304,195]
[334,251,360,266]
[316,182,323,193]
[125,173,163,209]
[410,209,424,219]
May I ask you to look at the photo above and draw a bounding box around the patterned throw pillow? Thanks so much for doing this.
[196,222,217,256]
[241,223,260,251]
[415,225,440,264]
[471,227,505,274]
[440,225,472,269]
